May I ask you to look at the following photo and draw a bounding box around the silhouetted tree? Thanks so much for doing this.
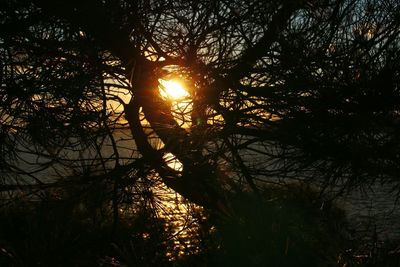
[1,0,400,263]
[2,0,400,210]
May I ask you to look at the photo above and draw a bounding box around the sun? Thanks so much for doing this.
[159,79,189,100]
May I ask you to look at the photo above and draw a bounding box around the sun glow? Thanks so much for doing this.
[159,79,189,100]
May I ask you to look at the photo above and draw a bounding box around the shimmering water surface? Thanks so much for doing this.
[6,129,400,246]
[339,184,400,240]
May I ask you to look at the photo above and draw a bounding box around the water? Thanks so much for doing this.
[4,129,400,243]
[338,184,400,241]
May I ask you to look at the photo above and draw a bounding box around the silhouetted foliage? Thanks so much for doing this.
[0,195,177,266]
[1,0,400,265]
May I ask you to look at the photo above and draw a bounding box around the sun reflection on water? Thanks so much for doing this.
[120,170,207,260]
[150,178,206,260]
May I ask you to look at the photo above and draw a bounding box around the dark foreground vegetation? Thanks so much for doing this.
[1,184,399,266]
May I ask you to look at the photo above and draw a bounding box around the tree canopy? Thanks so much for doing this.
[2,0,400,265]
[1,0,400,222]
[0,0,400,204]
